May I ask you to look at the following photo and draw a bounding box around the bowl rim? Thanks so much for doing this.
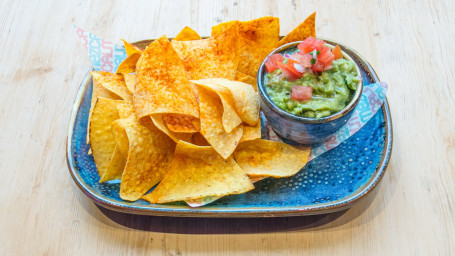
[257,40,363,124]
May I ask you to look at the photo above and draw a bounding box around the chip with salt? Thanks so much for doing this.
[119,120,176,201]
[162,113,199,133]
[89,97,120,179]
[171,24,240,80]
[191,79,242,133]
[91,71,132,102]
[134,36,199,119]
[276,12,316,47]
[234,139,311,178]
[116,53,141,74]
[240,122,261,143]
[121,39,144,56]
[174,26,201,41]
[142,141,254,204]
[150,114,193,143]
[235,71,257,91]
[197,86,243,159]
[212,17,279,77]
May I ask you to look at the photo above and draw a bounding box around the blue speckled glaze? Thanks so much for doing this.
[67,40,392,217]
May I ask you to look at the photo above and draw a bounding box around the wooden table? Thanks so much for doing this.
[1,0,454,255]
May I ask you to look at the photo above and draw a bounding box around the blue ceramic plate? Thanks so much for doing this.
[67,40,392,217]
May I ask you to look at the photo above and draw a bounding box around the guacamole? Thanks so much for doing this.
[265,58,360,119]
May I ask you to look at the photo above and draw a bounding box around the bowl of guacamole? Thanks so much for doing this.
[257,38,363,145]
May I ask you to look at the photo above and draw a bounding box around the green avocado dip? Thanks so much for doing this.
[264,40,360,119]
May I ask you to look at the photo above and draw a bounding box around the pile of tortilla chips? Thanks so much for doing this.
[88,13,315,205]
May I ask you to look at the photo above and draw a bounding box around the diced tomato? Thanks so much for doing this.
[291,86,312,101]
[317,46,335,66]
[298,37,325,53]
[277,62,298,81]
[311,61,325,72]
[286,59,304,78]
[290,52,312,68]
[264,53,284,72]
[332,45,343,60]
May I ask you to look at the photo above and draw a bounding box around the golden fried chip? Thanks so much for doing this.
[134,36,199,119]
[120,120,176,201]
[191,79,242,133]
[87,76,121,144]
[171,24,240,80]
[100,146,125,182]
[199,78,259,126]
[123,73,136,93]
[116,53,141,74]
[212,17,279,77]
[234,139,310,178]
[240,122,261,143]
[89,97,120,179]
[91,71,132,102]
[197,86,243,159]
[142,141,254,204]
[174,26,201,41]
[277,12,316,47]
[116,101,136,119]
[121,39,144,56]
[150,114,193,143]
[235,71,257,91]
[162,114,199,133]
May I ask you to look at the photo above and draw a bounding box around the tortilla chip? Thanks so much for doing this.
[116,52,141,74]
[240,122,261,143]
[191,79,242,133]
[91,71,132,102]
[142,141,254,204]
[171,24,240,80]
[123,73,136,93]
[277,12,316,47]
[197,86,243,159]
[120,120,176,201]
[162,113,199,133]
[199,78,259,126]
[212,17,279,77]
[89,97,120,179]
[174,26,201,41]
[134,36,199,119]
[150,114,193,143]
[234,139,310,178]
[121,39,144,56]
[87,76,121,144]
[235,71,257,91]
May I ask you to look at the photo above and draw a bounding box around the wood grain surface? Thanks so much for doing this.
[0,0,454,255]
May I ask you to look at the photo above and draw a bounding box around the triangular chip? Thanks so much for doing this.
[142,141,254,204]
[212,17,279,77]
[171,24,240,80]
[197,85,243,159]
[89,97,120,178]
[116,52,141,74]
[150,114,193,143]
[87,76,121,144]
[174,26,201,41]
[134,36,199,119]
[123,73,136,93]
[191,132,210,146]
[91,71,132,102]
[120,120,176,201]
[197,78,260,126]
[162,113,199,133]
[235,71,257,91]
[234,139,310,178]
[191,79,242,133]
[240,122,261,143]
[277,12,316,47]
[121,39,144,56]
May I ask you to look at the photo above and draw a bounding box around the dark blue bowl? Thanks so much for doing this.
[258,41,363,145]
